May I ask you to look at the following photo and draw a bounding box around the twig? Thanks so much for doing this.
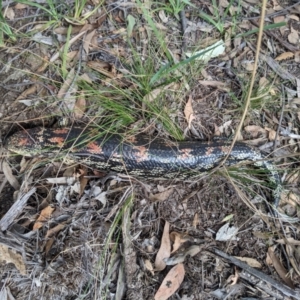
[249,19,299,52]
[259,53,297,83]
[180,9,187,56]
[211,248,300,299]
[232,1,300,21]
[273,85,285,153]
[221,0,267,164]
[0,188,37,231]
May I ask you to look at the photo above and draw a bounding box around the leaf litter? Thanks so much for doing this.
[1,0,300,299]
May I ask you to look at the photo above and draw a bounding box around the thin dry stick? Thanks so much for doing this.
[212,248,300,299]
[221,0,268,164]
[273,84,285,153]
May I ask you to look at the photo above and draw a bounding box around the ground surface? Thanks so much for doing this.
[0,0,300,299]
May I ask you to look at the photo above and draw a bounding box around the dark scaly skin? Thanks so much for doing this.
[6,127,282,206]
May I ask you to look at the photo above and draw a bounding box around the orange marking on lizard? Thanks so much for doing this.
[53,128,70,134]
[18,137,30,146]
[178,148,192,159]
[221,146,231,154]
[49,137,65,147]
[126,136,137,143]
[133,146,149,163]
[86,142,102,154]
[112,152,122,158]
[205,147,214,156]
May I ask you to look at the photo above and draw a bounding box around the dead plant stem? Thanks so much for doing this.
[221,0,267,165]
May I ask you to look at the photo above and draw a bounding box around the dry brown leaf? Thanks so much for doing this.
[143,82,175,102]
[57,68,78,111]
[243,137,267,146]
[266,252,272,265]
[0,245,26,275]
[79,73,93,83]
[234,257,262,268]
[90,7,107,26]
[226,267,239,285]
[198,80,229,91]
[16,85,37,101]
[87,61,119,78]
[57,68,76,99]
[158,10,168,23]
[15,3,28,9]
[274,15,286,35]
[236,130,243,141]
[272,0,283,10]
[4,7,15,20]
[155,23,168,31]
[244,125,266,138]
[66,50,78,63]
[18,157,29,173]
[36,57,50,73]
[2,161,20,190]
[214,123,221,136]
[193,213,199,228]
[289,14,299,21]
[155,221,171,271]
[265,127,278,141]
[149,188,174,202]
[253,231,272,239]
[144,259,154,275]
[50,30,87,62]
[184,95,195,129]
[219,0,229,7]
[285,244,300,276]
[295,50,300,63]
[288,27,299,45]
[45,223,66,239]
[74,92,86,119]
[275,52,295,61]
[33,206,55,230]
[83,29,96,54]
[267,247,294,288]
[218,120,232,135]
[154,263,185,300]
[186,245,201,257]
[44,237,55,255]
[242,61,255,71]
[170,232,190,253]
[280,191,300,206]
[54,26,84,34]
[258,76,269,91]
[78,166,88,196]
[285,171,299,185]
[165,245,201,265]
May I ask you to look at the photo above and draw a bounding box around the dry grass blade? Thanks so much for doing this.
[221,0,268,162]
